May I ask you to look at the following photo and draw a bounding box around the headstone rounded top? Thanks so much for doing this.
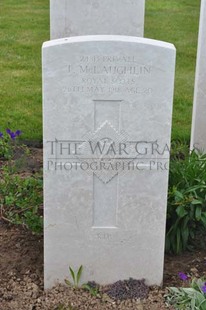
[43,35,176,51]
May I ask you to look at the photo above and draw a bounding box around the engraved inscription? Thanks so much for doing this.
[62,55,153,96]
[78,64,151,75]
[63,86,152,95]
[96,233,112,240]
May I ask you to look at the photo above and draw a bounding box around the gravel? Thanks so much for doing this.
[105,278,149,301]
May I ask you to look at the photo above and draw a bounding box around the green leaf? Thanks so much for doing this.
[176,227,181,253]
[199,300,206,310]
[195,206,202,221]
[191,199,202,205]
[174,190,184,201]
[176,205,187,218]
[169,287,181,293]
[195,291,205,305]
[191,297,196,310]
[200,213,206,227]
[64,279,71,286]
[82,284,91,291]
[181,226,189,250]
[76,265,83,286]
[69,266,76,284]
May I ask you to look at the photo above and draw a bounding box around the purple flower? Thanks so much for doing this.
[202,283,206,293]
[6,128,21,140]
[10,132,16,140]
[178,272,188,281]
[0,132,3,138]
[15,130,22,136]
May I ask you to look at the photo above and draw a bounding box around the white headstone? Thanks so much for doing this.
[190,0,206,152]
[50,0,145,39]
[43,35,176,289]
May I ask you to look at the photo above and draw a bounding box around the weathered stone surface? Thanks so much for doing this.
[190,0,206,152]
[50,0,145,39]
[43,35,176,289]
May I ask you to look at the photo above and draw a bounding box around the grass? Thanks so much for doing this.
[145,0,201,143]
[0,0,201,142]
[0,0,49,141]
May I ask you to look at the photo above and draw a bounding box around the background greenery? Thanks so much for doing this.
[167,147,206,254]
[0,0,201,142]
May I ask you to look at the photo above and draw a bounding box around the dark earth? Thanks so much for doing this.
[0,148,205,309]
